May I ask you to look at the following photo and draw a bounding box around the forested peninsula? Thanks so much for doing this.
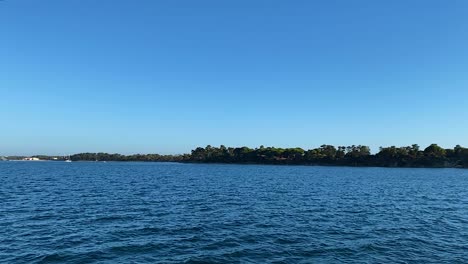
[7,144,468,168]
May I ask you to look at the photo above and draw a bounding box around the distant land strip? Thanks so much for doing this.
[3,144,468,168]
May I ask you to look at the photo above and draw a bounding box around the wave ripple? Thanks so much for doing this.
[1,162,468,263]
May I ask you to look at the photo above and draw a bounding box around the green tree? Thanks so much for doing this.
[424,144,446,158]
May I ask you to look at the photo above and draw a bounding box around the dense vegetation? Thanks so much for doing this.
[188,144,468,168]
[4,144,468,168]
[70,152,189,162]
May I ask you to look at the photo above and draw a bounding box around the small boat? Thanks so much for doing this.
[65,155,72,162]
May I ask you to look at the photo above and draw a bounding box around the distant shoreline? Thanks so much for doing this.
[2,159,467,170]
[2,143,468,169]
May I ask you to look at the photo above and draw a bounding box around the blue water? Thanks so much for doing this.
[1,162,468,263]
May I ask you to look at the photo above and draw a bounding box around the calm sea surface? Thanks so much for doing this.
[1,162,468,263]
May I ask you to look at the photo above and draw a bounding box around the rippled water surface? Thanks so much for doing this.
[1,162,468,263]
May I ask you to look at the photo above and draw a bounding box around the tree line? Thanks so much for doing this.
[188,144,468,168]
[70,152,189,162]
[6,144,468,168]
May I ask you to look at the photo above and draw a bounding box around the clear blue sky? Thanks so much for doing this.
[1,0,467,155]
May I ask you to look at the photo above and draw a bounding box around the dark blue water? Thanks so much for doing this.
[1,162,468,263]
